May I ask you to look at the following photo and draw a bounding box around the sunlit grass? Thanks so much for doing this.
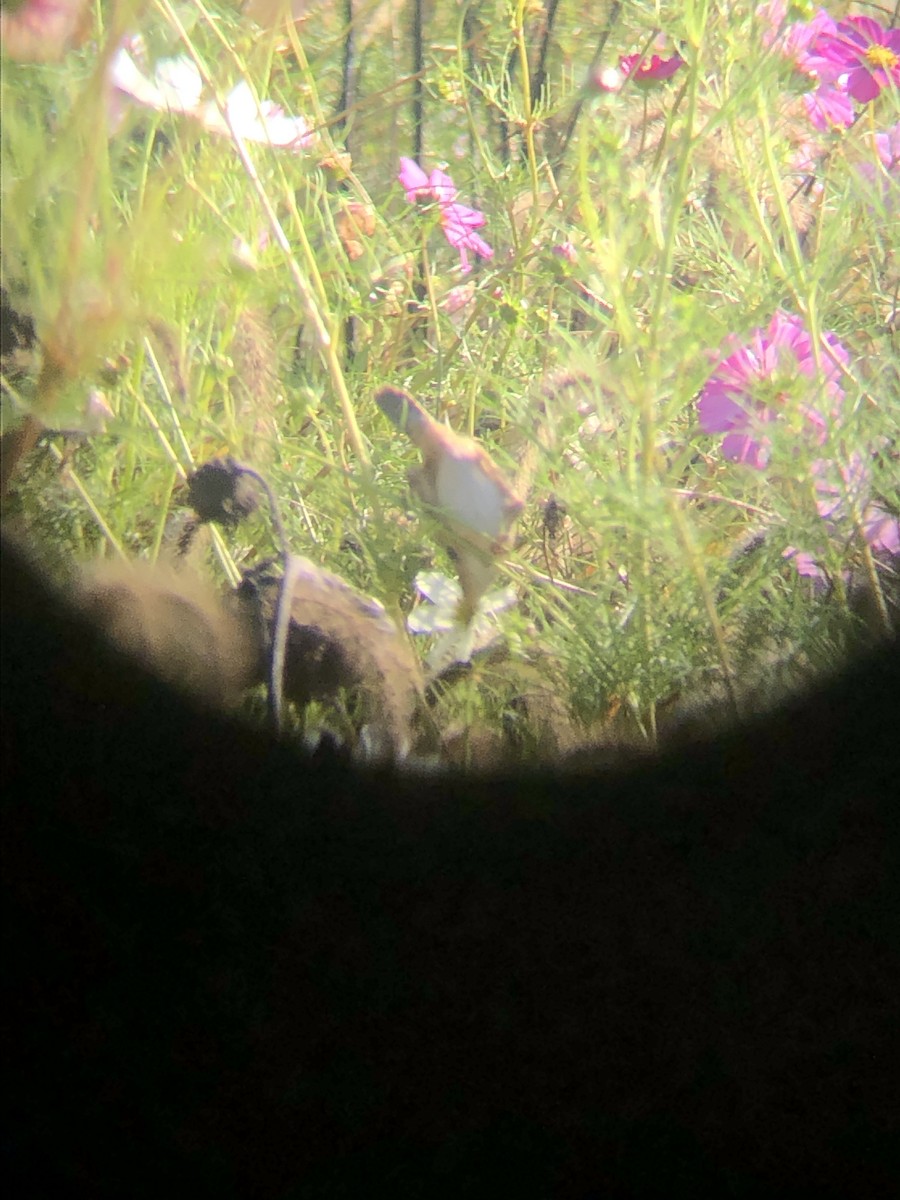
[2,0,898,763]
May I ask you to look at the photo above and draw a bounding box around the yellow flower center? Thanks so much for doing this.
[864,44,899,71]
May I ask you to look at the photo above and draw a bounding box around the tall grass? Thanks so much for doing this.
[2,0,898,763]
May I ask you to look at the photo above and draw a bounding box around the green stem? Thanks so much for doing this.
[46,443,127,561]
[514,0,542,217]
[756,93,808,295]
[667,494,741,719]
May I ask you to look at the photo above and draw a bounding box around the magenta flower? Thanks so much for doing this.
[810,16,900,102]
[398,158,493,274]
[812,454,874,524]
[592,50,683,93]
[701,315,898,583]
[698,311,848,470]
[863,507,900,557]
[398,158,457,205]
[440,204,493,273]
[619,52,684,86]
[756,6,900,132]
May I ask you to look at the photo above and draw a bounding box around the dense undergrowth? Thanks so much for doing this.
[2,0,898,766]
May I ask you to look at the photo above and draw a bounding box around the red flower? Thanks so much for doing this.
[592,51,684,93]
[618,52,684,86]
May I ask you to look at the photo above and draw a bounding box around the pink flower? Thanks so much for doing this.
[552,241,578,264]
[874,122,900,171]
[812,453,872,524]
[757,2,837,73]
[863,507,900,557]
[803,84,854,132]
[785,454,900,581]
[440,203,493,274]
[592,50,683,93]
[700,316,897,583]
[698,311,848,470]
[398,158,493,274]
[756,6,900,131]
[857,121,900,210]
[810,16,900,102]
[398,158,457,205]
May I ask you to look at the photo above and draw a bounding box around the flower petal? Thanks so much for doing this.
[407,606,458,635]
[109,47,166,110]
[721,431,770,469]
[697,385,752,434]
[428,168,458,205]
[865,508,900,556]
[399,157,432,202]
[212,82,314,149]
[154,56,203,112]
[480,585,517,617]
[413,570,461,607]
[845,66,881,103]
[803,84,854,131]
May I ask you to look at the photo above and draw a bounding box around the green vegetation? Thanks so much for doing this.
[2,1,898,765]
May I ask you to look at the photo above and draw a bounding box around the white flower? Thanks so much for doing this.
[108,48,200,113]
[407,571,517,672]
[200,81,315,150]
[154,56,204,111]
[107,42,315,152]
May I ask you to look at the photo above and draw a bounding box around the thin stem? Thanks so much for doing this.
[858,535,892,635]
[529,0,561,114]
[411,0,424,162]
[130,377,240,586]
[336,0,355,147]
[46,442,128,560]
[670,488,775,519]
[756,93,809,296]
[514,0,541,211]
[143,337,195,468]
[666,493,741,719]
[149,468,179,564]
[555,0,622,175]
[239,465,291,567]
[131,384,188,480]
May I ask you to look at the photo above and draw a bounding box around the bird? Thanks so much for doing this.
[375,385,523,623]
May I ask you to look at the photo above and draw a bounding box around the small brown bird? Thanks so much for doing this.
[375,386,523,622]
